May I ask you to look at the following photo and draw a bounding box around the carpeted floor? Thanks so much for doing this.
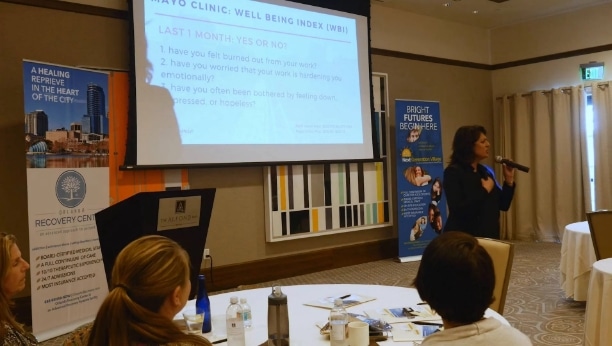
[40,241,584,346]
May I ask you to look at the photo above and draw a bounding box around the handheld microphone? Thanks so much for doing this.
[495,156,530,173]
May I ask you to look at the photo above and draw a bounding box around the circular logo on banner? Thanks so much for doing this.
[55,170,87,208]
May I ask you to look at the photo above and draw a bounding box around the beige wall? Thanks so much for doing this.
[489,2,612,95]
[491,4,612,97]
[492,51,612,96]
[371,4,491,64]
[2,1,611,287]
[490,3,612,64]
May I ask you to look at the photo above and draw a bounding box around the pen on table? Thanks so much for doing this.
[211,339,227,344]
[402,307,414,317]
[339,294,351,299]
[412,321,444,326]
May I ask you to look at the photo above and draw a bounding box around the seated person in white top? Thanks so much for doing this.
[413,231,532,345]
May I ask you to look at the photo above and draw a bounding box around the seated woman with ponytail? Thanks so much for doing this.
[66,235,211,346]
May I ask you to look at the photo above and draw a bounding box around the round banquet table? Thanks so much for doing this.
[175,283,509,346]
[584,258,612,346]
[560,221,597,301]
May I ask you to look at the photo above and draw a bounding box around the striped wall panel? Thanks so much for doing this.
[265,162,390,241]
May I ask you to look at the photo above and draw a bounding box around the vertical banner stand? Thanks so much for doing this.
[394,100,447,262]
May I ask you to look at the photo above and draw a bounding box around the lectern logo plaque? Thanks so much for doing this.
[157,196,202,231]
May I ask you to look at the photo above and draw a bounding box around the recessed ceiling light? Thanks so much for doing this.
[473,10,479,14]
[443,3,451,7]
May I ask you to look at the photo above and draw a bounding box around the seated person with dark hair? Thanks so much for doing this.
[413,231,531,345]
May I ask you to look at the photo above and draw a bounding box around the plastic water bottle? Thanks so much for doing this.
[329,298,348,346]
[195,274,212,333]
[240,297,252,329]
[226,296,246,346]
[267,286,289,346]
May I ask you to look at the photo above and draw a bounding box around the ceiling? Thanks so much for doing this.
[371,0,612,29]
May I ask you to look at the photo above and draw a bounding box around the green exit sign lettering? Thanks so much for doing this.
[580,62,604,81]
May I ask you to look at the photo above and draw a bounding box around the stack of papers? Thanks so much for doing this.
[362,303,443,343]
[303,293,376,309]
[365,304,441,323]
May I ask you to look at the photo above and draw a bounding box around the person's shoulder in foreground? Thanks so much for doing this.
[62,321,208,346]
[1,321,38,346]
[62,322,91,346]
[420,317,532,345]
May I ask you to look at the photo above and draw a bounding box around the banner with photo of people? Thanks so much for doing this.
[23,60,110,341]
[394,100,447,260]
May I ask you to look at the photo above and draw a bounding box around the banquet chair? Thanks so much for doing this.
[476,237,515,314]
[586,210,612,260]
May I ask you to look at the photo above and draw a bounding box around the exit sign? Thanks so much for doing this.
[580,62,604,81]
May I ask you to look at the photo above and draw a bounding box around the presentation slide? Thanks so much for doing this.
[132,0,373,166]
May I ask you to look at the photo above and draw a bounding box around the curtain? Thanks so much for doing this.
[494,87,587,242]
[590,82,612,210]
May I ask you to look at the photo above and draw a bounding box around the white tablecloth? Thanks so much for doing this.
[584,258,612,346]
[176,283,508,346]
[560,221,597,301]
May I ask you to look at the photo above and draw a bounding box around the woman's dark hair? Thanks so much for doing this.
[449,125,487,165]
[413,231,495,324]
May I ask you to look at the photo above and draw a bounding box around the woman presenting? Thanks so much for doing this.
[443,125,515,239]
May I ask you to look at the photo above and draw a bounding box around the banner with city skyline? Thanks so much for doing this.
[23,60,110,341]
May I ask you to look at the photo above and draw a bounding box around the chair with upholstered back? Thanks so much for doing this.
[476,237,515,314]
[586,210,612,260]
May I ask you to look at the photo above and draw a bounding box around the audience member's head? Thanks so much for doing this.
[0,233,34,342]
[87,235,211,346]
[413,231,494,325]
[1,233,29,299]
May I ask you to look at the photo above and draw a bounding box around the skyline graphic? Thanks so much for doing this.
[23,61,109,131]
